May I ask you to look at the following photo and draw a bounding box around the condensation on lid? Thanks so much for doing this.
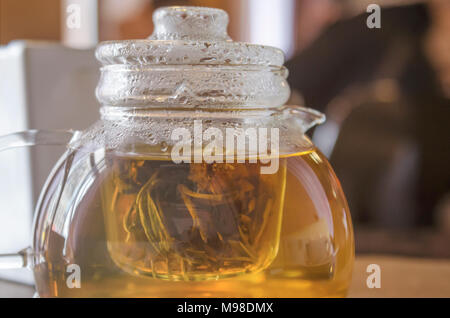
[96,6,285,67]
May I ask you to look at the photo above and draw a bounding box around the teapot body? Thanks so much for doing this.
[31,110,354,297]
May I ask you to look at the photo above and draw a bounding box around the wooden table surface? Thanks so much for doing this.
[1,254,449,298]
[348,254,450,297]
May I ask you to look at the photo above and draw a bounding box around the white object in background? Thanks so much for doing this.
[0,40,99,284]
[248,0,295,59]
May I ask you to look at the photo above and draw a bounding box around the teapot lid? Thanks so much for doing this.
[96,6,284,67]
[73,7,322,155]
[95,6,290,109]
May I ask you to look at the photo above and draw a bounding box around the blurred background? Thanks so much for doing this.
[0,0,449,266]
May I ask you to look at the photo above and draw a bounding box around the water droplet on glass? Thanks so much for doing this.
[161,141,169,152]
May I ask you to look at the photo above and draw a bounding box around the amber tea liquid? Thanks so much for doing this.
[34,149,354,297]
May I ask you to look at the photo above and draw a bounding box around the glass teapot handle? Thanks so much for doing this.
[0,129,79,269]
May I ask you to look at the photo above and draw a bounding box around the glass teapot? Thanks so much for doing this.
[0,7,353,297]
